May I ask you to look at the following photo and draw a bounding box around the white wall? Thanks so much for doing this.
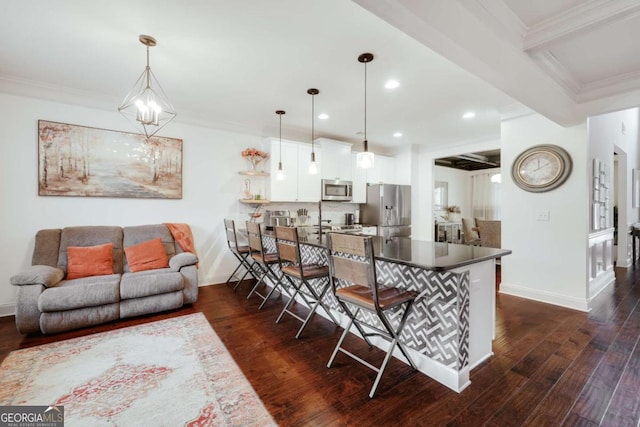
[501,113,589,310]
[0,92,264,315]
[588,108,640,267]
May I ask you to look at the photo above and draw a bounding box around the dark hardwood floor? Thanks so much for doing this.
[2,266,640,426]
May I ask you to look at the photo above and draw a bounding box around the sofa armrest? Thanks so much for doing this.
[169,253,198,271]
[10,265,64,287]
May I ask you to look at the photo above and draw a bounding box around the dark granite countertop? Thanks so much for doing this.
[261,230,511,271]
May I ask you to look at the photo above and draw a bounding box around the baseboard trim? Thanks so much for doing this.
[0,303,15,317]
[588,271,615,309]
[499,283,589,312]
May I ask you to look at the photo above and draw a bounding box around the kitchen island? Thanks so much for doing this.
[259,230,510,392]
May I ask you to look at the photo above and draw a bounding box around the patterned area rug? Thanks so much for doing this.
[0,313,275,426]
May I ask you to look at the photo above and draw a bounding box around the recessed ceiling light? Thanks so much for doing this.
[393,132,403,137]
[318,113,329,120]
[463,111,476,119]
[385,80,400,89]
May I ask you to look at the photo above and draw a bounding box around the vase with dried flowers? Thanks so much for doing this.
[241,148,269,171]
[447,206,461,222]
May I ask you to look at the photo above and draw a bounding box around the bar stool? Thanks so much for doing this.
[223,219,258,291]
[274,226,339,339]
[326,233,417,398]
[245,221,289,309]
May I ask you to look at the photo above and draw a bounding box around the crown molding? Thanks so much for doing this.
[531,51,582,97]
[0,74,118,112]
[577,69,640,102]
[523,0,640,52]
[459,0,527,47]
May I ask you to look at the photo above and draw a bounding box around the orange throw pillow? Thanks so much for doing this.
[125,237,169,273]
[67,243,114,280]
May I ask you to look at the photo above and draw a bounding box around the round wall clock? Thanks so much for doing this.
[511,144,572,192]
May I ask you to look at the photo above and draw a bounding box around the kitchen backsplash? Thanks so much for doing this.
[240,201,361,226]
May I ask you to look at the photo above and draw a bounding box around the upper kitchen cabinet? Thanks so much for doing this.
[267,138,321,202]
[394,151,411,185]
[351,152,367,203]
[365,154,396,185]
[317,138,352,181]
[297,143,321,202]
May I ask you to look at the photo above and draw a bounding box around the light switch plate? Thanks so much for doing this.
[536,210,550,221]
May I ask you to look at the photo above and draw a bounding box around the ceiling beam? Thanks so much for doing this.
[523,0,640,52]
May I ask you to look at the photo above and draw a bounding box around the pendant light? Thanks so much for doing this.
[356,53,375,169]
[118,35,176,139]
[275,110,286,181]
[308,88,320,175]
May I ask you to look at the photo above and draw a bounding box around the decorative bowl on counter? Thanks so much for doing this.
[248,212,263,219]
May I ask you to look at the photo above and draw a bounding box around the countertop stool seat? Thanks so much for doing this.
[223,219,260,292]
[274,226,338,339]
[326,232,418,398]
[245,221,290,309]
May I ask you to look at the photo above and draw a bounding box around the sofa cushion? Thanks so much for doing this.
[67,243,114,279]
[123,225,176,273]
[40,303,120,335]
[38,274,121,312]
[120,271,184,299]
[58,226,124,274]
[32,229,61,267]
[120,292,183,319]
[125,238,169,272]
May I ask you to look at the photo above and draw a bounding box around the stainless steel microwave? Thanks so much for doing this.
[321,179,353,201]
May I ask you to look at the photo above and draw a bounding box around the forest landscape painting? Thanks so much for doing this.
[38,120,182,199]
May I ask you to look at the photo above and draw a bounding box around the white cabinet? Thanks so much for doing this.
[297,143,321,202]
[394,151,411,185]
[317,138,352,181]
[268,138,321,202]
[351,152,367,203]
[366,154,395,184]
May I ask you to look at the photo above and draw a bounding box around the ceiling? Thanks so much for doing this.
[1,1,639,154]
[357,0,640,128]
[435,149,500,171]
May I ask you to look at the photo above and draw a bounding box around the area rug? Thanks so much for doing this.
[0,313,275,426]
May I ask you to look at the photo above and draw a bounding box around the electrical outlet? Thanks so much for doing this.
[535,210,550,221]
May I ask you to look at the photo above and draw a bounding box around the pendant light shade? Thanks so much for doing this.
[308,88,319,175]
[275,110,286,181]
[118,35,176,139]
[356,53,375,169]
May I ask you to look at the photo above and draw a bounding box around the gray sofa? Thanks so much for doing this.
[10,224,198,334]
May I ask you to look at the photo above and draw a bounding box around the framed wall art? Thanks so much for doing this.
[38,120,183,199]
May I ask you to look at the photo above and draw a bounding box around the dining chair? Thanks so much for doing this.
[475,219,501,248]
[326,232,417,398]
[461,217,481,245]
[223,219,258,291]
[274,226,338,339]
[245,221,290,309]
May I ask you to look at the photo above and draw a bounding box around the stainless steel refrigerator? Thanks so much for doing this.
[361,184,411,237]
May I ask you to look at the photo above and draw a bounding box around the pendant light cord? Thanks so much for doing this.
[145,45,151,88]
[364,60,367,143]
[311,93,315,149]
[279,114,282,161]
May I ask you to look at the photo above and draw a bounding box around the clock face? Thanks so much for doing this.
[517,150,562,186]
[512,145,572,192]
